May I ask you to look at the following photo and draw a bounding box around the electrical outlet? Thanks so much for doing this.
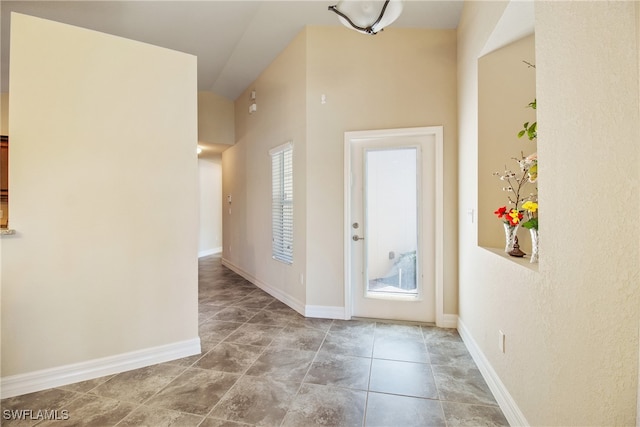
[499,330,506,353]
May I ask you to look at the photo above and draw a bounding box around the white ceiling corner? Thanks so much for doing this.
[479,0,535,58]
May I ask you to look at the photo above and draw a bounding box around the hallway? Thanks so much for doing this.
[1,255,508,426]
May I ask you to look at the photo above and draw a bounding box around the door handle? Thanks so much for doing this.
[352,235,365,241]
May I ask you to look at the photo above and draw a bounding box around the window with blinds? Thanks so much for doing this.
[270,142,293,264]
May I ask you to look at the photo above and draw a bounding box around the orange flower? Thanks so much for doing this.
[506,209,523,226]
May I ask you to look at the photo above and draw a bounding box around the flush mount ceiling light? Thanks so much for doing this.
[328,0,403,35]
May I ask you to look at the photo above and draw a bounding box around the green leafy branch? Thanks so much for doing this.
[518,99,537,140]
[517,61,537,141]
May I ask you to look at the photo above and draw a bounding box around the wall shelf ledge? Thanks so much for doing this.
[480,246,538,272]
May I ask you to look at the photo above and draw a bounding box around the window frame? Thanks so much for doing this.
[270,141,293,265]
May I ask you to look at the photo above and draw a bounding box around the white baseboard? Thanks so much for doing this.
[457,318,529,427]
[305,305,347,320]
[199,247,222,258]
[437,313,459,328]
[0,338,201,399]
[221,258,306,316]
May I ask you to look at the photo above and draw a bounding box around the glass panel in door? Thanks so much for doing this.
[365,147,419,296]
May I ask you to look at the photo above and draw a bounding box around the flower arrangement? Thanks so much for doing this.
[516,63,538,229]
[519,103,538,231]
[494,206,522,227]
[521,200,538,230]
[492,60,539,260]
[523,152,537,183]
[492,152,536,228]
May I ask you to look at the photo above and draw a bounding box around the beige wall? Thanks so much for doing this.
[224,29,307,309]
[224,26,457,316]
[198,91,234,154]
[305,26,458,313]
[2,13,198,376]
[458,1,639,425]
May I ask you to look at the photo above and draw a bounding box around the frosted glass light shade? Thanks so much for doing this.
[330,0,403,35]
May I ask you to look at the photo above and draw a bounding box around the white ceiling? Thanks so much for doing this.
[0,1,463,101]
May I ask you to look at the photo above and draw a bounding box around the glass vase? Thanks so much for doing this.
[529,228,539,263]
[503,223,519,253]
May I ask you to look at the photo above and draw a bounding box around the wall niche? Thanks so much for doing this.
[478,34,537,259]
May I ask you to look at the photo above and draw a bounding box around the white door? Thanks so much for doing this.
[345,127,442,322]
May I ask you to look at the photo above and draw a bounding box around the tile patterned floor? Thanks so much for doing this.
[1,255,509,426]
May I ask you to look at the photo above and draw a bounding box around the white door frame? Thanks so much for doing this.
[343,126,446,326]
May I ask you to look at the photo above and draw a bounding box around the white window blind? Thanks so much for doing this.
[270,142,293,264]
